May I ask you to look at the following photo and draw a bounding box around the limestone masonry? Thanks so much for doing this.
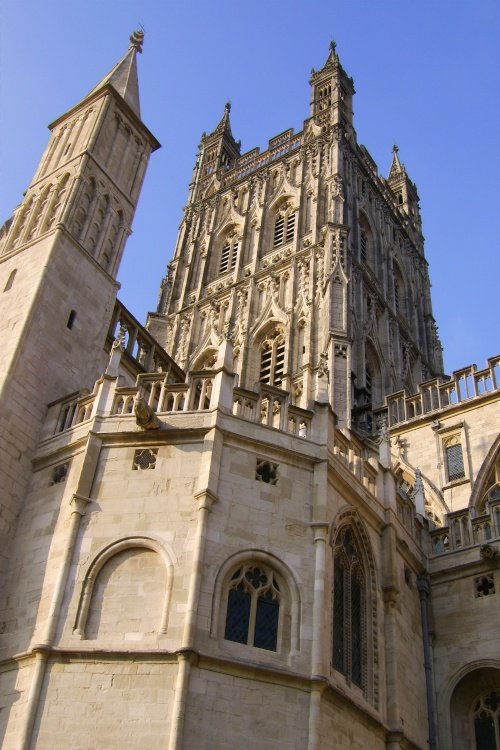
[0,33,498,750]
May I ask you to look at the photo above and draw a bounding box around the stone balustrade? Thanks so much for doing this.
[381,355,500,427]
[50,369,315,443]
[232,384,312,438]
[430,499,500,555]
[107,300,185,382]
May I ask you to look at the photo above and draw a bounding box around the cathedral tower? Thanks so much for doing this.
[0,31,159,577]
[148,42,443,430]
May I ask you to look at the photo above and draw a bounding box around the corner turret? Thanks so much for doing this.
[309,41,355,129]
[387,145,421,233]
[188,102,241,204]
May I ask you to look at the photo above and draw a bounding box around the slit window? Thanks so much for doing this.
[67,310,77,329]
[4,269,17,292]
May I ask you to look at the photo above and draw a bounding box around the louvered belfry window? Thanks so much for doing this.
[332,527,366,689]
[273,206,296,248]
[219,236,239,274]
[259,329,286,386]
[224,565,281,651]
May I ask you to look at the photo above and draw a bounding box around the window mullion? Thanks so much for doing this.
[248,591,257,646]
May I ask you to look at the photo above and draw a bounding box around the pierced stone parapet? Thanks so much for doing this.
[232,384,312,439]
[430,500,500,556]
[378,354,500,428]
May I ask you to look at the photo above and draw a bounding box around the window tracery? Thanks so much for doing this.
[473,690,500,749]
[224,564,281,651]
[332,526,367,690]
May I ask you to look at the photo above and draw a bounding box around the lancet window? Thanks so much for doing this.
[273,205,296,248]
[443,435,466,483]
[317,83,332,111]
[259,328,286,386]
[219,234,239,274]
[332,526,367,689]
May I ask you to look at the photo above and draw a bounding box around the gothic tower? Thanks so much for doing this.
[0,31,159,577]
[148,42,443,430]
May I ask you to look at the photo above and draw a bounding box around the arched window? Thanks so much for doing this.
[273,204,296,248]
[11,197,35,248]
[332,526,367,689]
[259,327,285,386]
[224,563,281,651]
[393,262,406,317]
[476,450,500,514]
[444,435,466,483]
[219,234,239,274]
[44,173,70,231]
[473,690,500,749]
[364,341,383,408]
[358,214,373,266]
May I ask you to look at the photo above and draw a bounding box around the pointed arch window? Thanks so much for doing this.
[260,328,285,386]
[224,564,281,651]
[273,205,296,248]
[473,690,500,749]
[332,527,367,689]
[442,434,466,484]
[220,235,239,274]
[358,214,373,266]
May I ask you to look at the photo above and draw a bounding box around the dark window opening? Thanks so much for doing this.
[332,527,367,690]
[3,269,17,292]
[67,309,77,329]
[224,565,281,652]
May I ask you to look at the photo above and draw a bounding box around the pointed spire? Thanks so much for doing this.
[388,144,406,180]
[213,101,233,137]
[85,30,144,117]
[311,40,339,77]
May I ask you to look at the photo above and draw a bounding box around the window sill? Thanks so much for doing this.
[443,476,470,490]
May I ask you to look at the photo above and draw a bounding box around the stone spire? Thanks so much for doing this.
[213,101,233,137]
[388,144,406,181]
[84,30,144,117]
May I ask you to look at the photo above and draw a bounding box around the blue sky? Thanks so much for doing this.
[1,0,498,375]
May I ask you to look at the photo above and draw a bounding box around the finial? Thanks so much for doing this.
[330,40,337,54]
[129,28,144,53]
[224,101,231,113]
[392,144,399,154]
